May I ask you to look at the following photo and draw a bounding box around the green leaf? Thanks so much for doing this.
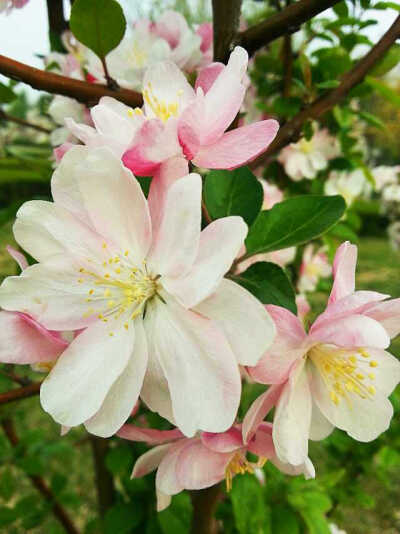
[333,2,349,17]
[371,43,400,76]
[0,506,17,527]
[316,80,340,89]
[271,505,300,534]
[357,110,385,129]
[0,468,16,501]
[0,83,17,104]
[245,195,346,256]
[158,493,192,534]
[232,262,297,314]
[374,1,400,11]
[204,167,264,226]
[288,491,332,534]
[104,503,143,534]
[366,76,400,108]
[230,474,271,534]
[106,444,133,475]
[70,0,126,60]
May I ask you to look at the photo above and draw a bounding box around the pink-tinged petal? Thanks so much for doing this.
[195,278,275,366]
[328,242,357,304]
[310,314,390,349]
[363,298,400,338]
[309,362,395,442]
[85,319,148,437]
[132,443,174,478]
[157,491,172,512]
[64,118,97,146]
[122,118,182,176]
[40,314,134,427]
[156,439,189,495]
[164,217,247,309]
[249,305,306,385]
[0,311,67,364]
[176,438,231,490]
[6,246,28,270]
[118,425,184,444]
[192,120,279,170]
[195,63,224,94]
[177,92,203,160]
[197,22,213,53]
[53,142,74,163]
[271,456,315,480]
[148,156,189,241]
[201,427,243,453]
[247,424,275,458]
[309,400,334,441]
[312,290,388,331]
[145,297,241,437]
[273,360,312,465]
[148,173,201,278]
[242,384,283,444]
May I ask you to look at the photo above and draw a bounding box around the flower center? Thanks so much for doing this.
[299,138,314,154]
[77,245,159,332]
[308,344,378,406]
[142,82,181,122]
[224,452,266,491]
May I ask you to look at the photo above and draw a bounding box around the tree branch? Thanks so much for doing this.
[190,484,221,534]
[2,418,80,534]
[0,382,41,405]
[212,0,243,62]
[236,0,341,56]
[0,55,142,108]
[89,436,115,520]
[0,109,51,134]
[251,14,400,168]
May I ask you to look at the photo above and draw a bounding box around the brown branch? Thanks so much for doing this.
[212,0,243,63]
[251,14,400,168]
[0,382,41,405]
[0,55,142,108]
[89,436,115,519]
[46,0,68,52]
[282,34,293,98]
[0,109,51,134]
[2,418,80,534]
[236,0,341,56]
[190,484,222,534]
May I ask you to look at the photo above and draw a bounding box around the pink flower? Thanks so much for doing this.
[118,390,313,511]
[0,146,275,438]
[296,294,311,323]
[248,241,400,466]
[298,244,332,293]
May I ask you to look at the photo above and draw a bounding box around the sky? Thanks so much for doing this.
[0,0,397,97]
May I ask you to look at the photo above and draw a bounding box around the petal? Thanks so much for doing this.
[271,456,315,480]
[310,314,390,350]
[156,439,189,495]
[309,400,334,441]
[192,120,279,170]
[328,242,357,304]
[195,63,225,94]
[247,424,275,458]
[242,384,284,444]
[0,311,67,364]
[362,348,400,397]
[40,315,134,427]
[148,173,201,278]
[6,246,28,270]
[164,217,247,309]
[118,425,184,444]
[272,361,312,465]
[132,443,173,478]
[84,319,147,437]
[363,298,400,338]
[144,298,241,437]
[195,279,275,366]
[249,305,306,385]
[176,438,231,490]
[201,427,243,453]
[147,156,189,240]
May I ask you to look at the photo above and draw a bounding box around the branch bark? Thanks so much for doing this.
[237,0,341,57]
[0,109,51,134]
[212,0,243,62]
[0,55,142,108]
[89,436,115,520]
[0,382,41,405]
[190,484,221,534]
[2,418,80,534]
[251,14,400,168]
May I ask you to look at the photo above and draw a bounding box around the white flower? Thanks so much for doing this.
[0,146,275,438]
[372,165,400,192]
[325,169,369,206]
[48,96,88,146]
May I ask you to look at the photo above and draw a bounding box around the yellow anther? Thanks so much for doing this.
[349,355,357,364]
[330,391,339,405]
[368,385,376,395]
[369,361,378,368]
[359,349,370,358]
[356,374,365,380]
[124,250,129,256]
[79,267,85,273]
[368,373,375,380]
[89,289,94,295]
[102,261,107,267]
[124,323,129,330]
[104,289,111,297]
[107,300,115,308]
[345,381,354,392]
[109,332,114,337]
[115,268,121,274]
[104,274,110,279]
[102,242,107,249]
[78,278,83,283]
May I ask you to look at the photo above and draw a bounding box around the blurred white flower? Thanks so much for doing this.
[373,165,400,192]
[325,169,370,206]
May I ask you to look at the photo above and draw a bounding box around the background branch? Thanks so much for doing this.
[212,0,243,62]
[0,55,142,108]
[237,0,341,57]
[0,382,41,405]
[190,484,221,534]
[89,436,115,521]
[1,418,80,534]
[0,109,51,134]
[251,14,400,168]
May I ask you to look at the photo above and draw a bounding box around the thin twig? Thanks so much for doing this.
[0,55,142,108]
[0,109,52,134]
[236,0,341,56]
[0,382,41,405]
[251,14,400,168]
[2,418,80,534]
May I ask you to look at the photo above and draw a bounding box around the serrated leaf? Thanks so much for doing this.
[204,167,263,226]
[70,0,126,60]
[232,262,297,314]
[245,196,346,256]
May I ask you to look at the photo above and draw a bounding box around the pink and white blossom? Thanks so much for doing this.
[278,128,339,181]
[298,244,332,293]
[248,241,400,466]
[325,169,370,206]
[0,146,275,439]
[372,165,400,192]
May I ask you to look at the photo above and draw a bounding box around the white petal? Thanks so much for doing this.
[40,315,134,427]
[309,400,334,441]
[195,278,275,365]
[85,319,148,437]
[132,443,173,478]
